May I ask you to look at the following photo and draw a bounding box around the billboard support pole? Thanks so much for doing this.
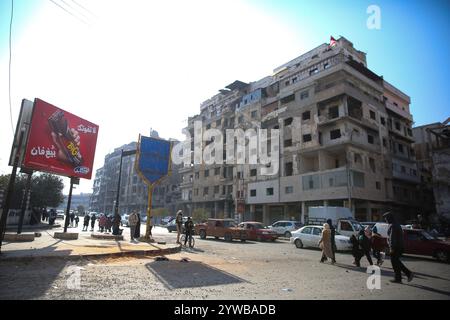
[17,171,33,234]
[144,184,154,240]
[63,177,75,233]
[0,128,26,253]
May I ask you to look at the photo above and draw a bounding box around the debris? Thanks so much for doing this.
[180,258,189,263]
[157,241,166,245]
[155,256,169,261]
[281,288,293,292]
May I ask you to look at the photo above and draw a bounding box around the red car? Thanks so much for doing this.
[238,222,278,242]
[403,229,450,262]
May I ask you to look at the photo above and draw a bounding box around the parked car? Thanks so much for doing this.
[161,216,175,225]
[268,221,303,238]
[55,210,65,219]
[307,207,364,237]
[195,219,247,242]
[290,225,352,251]
[166,217,188,233]
[238,222,278,242]
[403,228,450,262]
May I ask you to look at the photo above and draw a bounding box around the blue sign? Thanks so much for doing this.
[136,135,171,185]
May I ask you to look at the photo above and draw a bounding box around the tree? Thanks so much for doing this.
[0,173,64,209]
[192,208,209,223]
[77,205,85,215]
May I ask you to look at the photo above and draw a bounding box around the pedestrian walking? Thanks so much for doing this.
[326,219,337,263]
[83,214,90,231]
[99,214,107,232]
[105,215,113,233]
[134,213,141,239]
[319,223,335,263]
[175,210,183,244]
[112,213,122,235]
[350,234,364,267]
[90,214,96,232]
[70,212,75,227]
[357,228,374,266]
[184,217,194,247]
[371,225,384,266]
[383,211,414,283]
[75,215,79,228]
[128,211,139,242]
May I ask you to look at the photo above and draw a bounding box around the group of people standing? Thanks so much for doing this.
[318,211,414,284]
[175,210,194,247]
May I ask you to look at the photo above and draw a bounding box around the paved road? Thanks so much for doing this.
[1,226,449,300]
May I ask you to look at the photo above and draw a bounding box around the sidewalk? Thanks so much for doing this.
[0,223,180,261]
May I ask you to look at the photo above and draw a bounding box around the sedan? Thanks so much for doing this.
[290,225,352,251]
[238,222,278,241]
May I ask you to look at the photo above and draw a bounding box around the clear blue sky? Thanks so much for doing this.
[1,0,449,126]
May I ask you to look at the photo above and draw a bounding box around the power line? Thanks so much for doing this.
[8,0,14,136]
[59,0,91,22]
[48,0,91,25]
[71,0,97,18]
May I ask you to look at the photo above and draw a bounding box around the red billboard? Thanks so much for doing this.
[22,98,99,179]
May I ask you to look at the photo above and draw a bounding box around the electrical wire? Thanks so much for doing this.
[8,0,15,136]
[71,0,97,18]
[48,0,91,25]
[59,0,91,22]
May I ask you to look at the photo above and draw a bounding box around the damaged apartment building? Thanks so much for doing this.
[179,37,421,224]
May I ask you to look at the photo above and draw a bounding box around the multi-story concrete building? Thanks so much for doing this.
[179,37,420,224]
[413,119,450,223]
[90,135,182,215]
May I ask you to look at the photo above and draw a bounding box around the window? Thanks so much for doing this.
[285,186,294,194]
[195,172,199,179]
[237,171,243,179]
[214,186,219,194]
[250,189,256,197]
[250,169,257,177]
[368,135,374,144]
[401,166,406,173]
[238,115,244,123]
[228,185,233,194]
[266,188,274,196]
[204,169,209,177]
[206,123,211,130]
[328,106,339,119]
[398,144,404,154]
[284,117,293,126]
[312,228,322,236]
[216,119,221,126]
[302,174,320,190]
[214,168,220,175]
[380,117,386,126]
[281,94,295,104]
[340,221,353,231]
[203,187,209,195]
[284,139,293,147]
[376,181,381,190]
[285,162,293,176]
[395,122,401,130]
[301,227,312,234]
[194,189,199,196]
[370,110,376,120]
[324,62,330,69]
[300,90,309,100]
[302,111,311,120]
[407,128,412,136]
[330,129,341,140]
[303,134,312,142]
[251,110,257,119]
[382,138,387,147]
[369,158,376,173]
[309,68,318,75]
[352,171,365,187]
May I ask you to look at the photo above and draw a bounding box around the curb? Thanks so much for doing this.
[0,245,181,262]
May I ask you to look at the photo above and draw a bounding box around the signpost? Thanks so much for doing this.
[135,135,172,240]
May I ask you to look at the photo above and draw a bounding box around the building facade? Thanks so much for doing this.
[179,37,420,225]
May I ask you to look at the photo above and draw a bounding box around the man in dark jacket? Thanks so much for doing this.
[326,219,337,263]
[383,211,413,283]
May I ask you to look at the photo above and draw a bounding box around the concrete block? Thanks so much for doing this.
[54,232,79,240]
[91,233,124,241]
[3,233,35,242]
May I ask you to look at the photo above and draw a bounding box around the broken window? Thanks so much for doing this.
[281,94,295,104]
[330,129,341,140]
[303,134,312,142]
[266,188,274,196]
[328,106,339,119]
[370,110,376,120]
[380,117,386,126]
[204,169,209,177]
[368,135,374,144]
[285,162,293,176]
[250,169,257,177]
[300,90,309,100]
[284,139,293,147]
[284,117,293,126]
[302,111,311,120]
[348,96,362,120]
[251,110,257,119]
[250,189,256,197]
[369,158,376,173]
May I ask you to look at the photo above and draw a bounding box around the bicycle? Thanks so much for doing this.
[180,233,195,248]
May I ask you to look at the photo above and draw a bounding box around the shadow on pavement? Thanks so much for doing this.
[404,283,450,297]
[145,260,246,290]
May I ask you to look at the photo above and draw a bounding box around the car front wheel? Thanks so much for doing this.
[294,239,303,249]
[284,231,292,238]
